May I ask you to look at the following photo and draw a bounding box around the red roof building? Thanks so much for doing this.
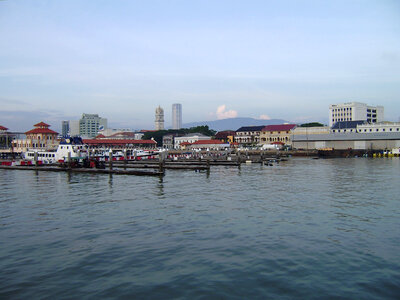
[260,124,297,146]
[0,125,8,131]
[83,139,157,149]
[189,139,229,150]
[12,121,59,151]
[23,121,59,149]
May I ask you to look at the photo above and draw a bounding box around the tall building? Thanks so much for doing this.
[155,106,164,130]
[69,113,108,138]
[172,103,182,129]
[61,121,69,136]
[329,102,384,127]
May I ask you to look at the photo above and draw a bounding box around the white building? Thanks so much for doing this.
[155,106,164,130]
[356,122,400,134]
[172,103,182,129]
[69,113,108,138]
[329,102,384,127]
[174,133,211,149]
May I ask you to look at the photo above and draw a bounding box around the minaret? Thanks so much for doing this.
[155,106,164,130]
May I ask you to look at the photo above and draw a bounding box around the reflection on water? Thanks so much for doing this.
[0,158,400,299]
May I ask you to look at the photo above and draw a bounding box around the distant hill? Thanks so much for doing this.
[182,117,289,131]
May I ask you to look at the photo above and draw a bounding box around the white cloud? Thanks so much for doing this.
[216,105,238,120]
[258,114,271,120]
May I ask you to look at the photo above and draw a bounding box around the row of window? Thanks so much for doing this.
[332,128,400,133]
[27,152,55,158]
[332,107,353,112]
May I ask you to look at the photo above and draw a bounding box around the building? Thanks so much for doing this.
[61,121,69,137]
[330,120,365,133]
[292,132,400,151]
[215,130,236,143]
[260,124,297,146]
[356,122,400,134]
[172,103,182,129]
[292,126,330,135]
[12,122,59,152]
[162,133,184,149]
[174,133,211,149]
[69,113,108,138]
[189,140,230,150]
[155,106,164,130]
[329,102,384,127]
[83,138,157,150]
[234,126,265,146]
[0,125,15,149]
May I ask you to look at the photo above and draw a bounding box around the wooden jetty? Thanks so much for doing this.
[0,165,163,176]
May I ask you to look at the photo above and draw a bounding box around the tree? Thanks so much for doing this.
[300,122,325,127]
[141,126,216,146]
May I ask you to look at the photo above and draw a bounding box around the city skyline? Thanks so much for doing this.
[1,0,399,131]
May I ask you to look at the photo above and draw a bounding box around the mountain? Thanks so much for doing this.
[182,117,289,132]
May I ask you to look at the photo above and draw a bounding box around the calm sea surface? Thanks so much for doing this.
[1,158,400,299]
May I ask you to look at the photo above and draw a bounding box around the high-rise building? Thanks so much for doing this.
[329,102,384,127]
[69,113,108,138]
[61,121,69,136]
[155,106,164,130]
[172,103,182,129]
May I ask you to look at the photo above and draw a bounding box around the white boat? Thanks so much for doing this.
[23,137,88,164]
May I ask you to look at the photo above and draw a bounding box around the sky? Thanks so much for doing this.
[1,0,400,132]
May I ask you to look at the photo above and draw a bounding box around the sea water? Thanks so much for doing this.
[1,158,399,299]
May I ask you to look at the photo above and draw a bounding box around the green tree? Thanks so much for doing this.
[142,125,216,146]
[300,122,325,127]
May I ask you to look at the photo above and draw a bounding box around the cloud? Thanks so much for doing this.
[258,114,271,120]
[216,105,238,120]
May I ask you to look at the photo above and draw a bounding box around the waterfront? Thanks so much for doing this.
[1,158,400,299]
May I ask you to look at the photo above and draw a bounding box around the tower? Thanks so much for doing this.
[155,106,164,130]
[172,103,182,129]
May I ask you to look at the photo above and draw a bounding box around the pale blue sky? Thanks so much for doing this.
[1,0,399,131]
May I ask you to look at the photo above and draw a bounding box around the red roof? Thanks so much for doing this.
[83,139,156,145]
[262,124,296,132]
[191,140,224,145]
[95,134,106,139]
[33,122,50,127]
[25,128,58,135]
[0,125,8,130]
[180,142,192,146]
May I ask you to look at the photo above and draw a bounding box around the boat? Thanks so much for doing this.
[23,137,88,164]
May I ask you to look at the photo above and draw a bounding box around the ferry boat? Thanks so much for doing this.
[23,137,88,164]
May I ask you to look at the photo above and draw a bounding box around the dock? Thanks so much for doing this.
[0,165,163,176]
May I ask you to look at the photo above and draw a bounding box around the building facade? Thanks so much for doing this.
[215,130,236,143]
[155,106,164,130]
[0,125,15,149]
[260,124,297,146]
[61,121,69,137]
[329,102,384,127]
[12,122,59,152]
[172,103,182,129]
[70,113,108,138]
[234,126,265,146]
[292,132,400,151]
[174,133,211,149]
[162,133,184,149]
[356,122,400,134]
